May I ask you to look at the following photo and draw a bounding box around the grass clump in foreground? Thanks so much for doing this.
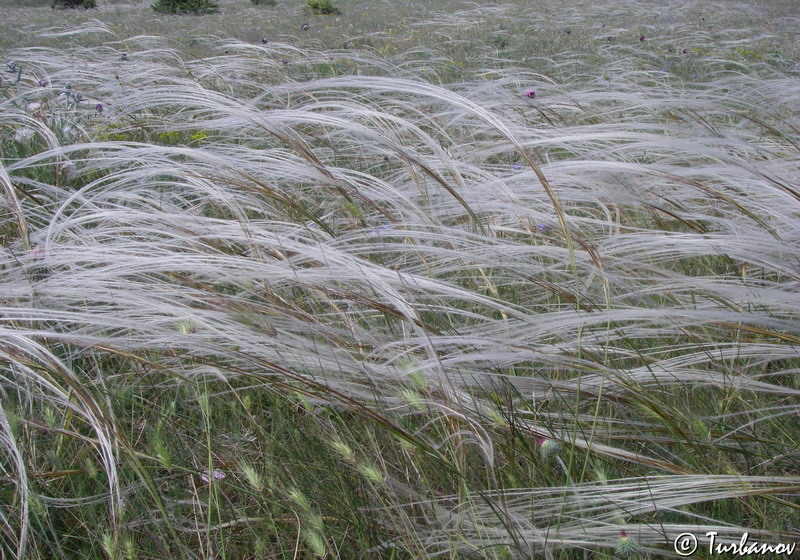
[0,0,799,558]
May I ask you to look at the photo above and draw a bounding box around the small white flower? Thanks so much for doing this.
[13,127,35,143]
[62,161,78,181]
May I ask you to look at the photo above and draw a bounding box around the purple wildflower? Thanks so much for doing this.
[38,78,48,87]
[607,36,613,41]
[682,48,688,54]
[30,245,45,260]
[200,469,226,483]
[281,58,289,65]
[95,103,103,113]
[565,29,571,35]
[121,53,128,61]
[513,163,522,170]
[537,223,547,232]
[261,37,268,44]
[525,90,536,99]
[639,35,645,41]
[301,23,309,31]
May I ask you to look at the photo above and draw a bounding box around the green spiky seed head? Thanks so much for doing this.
[357,462,384,484]
[408,369,427,390]
[101,533,117,560]
[486,407,508,427]
[239,462,264,492]
[538,438,562,459]
[288,488,311,512]
[330,438,355,462]
[176,320,196,334]
[400,388,426,411]
[303,528,327,557]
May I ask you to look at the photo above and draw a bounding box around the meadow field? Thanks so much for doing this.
[1,0,799,557]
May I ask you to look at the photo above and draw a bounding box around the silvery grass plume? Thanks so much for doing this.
[1,3,799,557]
[396,475,800,557]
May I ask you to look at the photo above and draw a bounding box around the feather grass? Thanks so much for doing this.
[1,0,799,557]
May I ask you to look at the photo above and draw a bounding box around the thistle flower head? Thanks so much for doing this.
[538,438,562,459]
[615,530,639,557]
